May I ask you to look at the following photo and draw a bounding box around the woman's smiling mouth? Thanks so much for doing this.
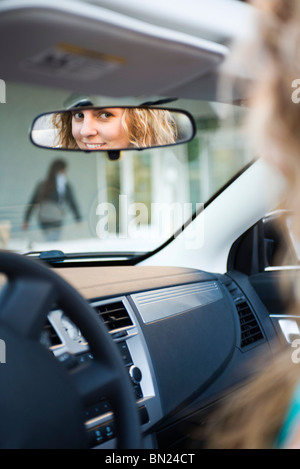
[84,143,106,149]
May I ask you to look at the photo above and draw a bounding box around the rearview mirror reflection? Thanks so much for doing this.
[30,106,195,153]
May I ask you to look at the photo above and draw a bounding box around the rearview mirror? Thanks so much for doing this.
[30,106,195,154]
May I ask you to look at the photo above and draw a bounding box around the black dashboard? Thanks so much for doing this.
[43,265,281,449]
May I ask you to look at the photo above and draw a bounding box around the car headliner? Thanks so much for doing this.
[0,0,255,102]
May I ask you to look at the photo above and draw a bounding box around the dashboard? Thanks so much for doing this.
[44,265,280,449]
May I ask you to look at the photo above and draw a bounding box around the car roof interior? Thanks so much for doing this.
[0,0,255,102]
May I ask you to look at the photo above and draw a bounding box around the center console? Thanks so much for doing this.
[44,296,161,448]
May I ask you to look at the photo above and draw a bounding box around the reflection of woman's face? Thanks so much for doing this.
[71,108,130,150]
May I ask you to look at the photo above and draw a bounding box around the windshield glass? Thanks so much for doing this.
[0,82,252,257]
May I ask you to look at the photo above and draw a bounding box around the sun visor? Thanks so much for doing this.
[0,0,227,98]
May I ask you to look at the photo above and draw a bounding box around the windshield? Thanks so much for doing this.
[0,82,252,257]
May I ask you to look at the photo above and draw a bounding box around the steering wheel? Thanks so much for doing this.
[0,251,141,449]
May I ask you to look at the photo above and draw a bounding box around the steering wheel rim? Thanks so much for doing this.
[0,251,142,449]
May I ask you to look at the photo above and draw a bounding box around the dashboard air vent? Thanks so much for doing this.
[236,301,264,348]
[223,277,264,349]
[94,301,133,331]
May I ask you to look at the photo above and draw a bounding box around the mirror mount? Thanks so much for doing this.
[107,150,121,161]
[140,97,178,106]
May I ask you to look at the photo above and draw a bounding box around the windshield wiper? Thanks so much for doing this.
[24,250,66,262]
[23,250,145,265]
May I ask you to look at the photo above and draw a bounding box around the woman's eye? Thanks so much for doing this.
[72,112,84,120]
[99,112,113,119]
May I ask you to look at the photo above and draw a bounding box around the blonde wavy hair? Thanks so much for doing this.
[203,344,300,449]
[202,0,300,449]
[249,0,300,237]
[52,107,177,150]
[52,111,75,149]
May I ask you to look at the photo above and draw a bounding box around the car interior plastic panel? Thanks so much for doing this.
[47,265,278,447]
[130,275,237,417]
[86,0,256,45]
[0,0,227,99]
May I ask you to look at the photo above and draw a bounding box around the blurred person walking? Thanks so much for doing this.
[23,158,81,241]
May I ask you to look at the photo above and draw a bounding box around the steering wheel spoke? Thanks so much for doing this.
[0,277,58,339]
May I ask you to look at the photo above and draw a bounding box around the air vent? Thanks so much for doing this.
[236,301,264,348]
[223,277,264,349]
[94,301,133,332]
[42,319,62,347]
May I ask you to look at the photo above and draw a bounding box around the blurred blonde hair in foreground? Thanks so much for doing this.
[202,0,300,449]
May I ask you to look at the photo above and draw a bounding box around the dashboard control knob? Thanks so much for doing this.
[129,365,142,384]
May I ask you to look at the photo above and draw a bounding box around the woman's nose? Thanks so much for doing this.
[80,116,98,137]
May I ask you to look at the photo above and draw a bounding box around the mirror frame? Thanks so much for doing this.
[29,106,197,157]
